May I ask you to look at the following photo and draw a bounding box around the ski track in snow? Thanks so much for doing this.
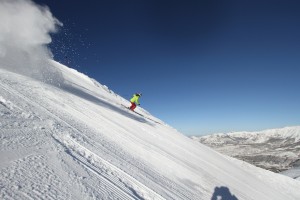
[1,66,300,200]
[0,81,133,199]
[0,69,200,199]
[52,133,164,200]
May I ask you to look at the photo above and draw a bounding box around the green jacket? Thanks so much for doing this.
[130,94,140,104]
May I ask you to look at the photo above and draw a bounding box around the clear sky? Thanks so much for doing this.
[34,0,300,135]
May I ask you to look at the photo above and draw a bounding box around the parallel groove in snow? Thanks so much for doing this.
[53,133,165,200]
[1,67,300,200]
[0,74,198,199]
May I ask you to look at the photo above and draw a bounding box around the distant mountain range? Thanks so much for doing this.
[191,126,300,179]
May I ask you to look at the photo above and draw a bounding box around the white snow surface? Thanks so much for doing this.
[1,61,300,200]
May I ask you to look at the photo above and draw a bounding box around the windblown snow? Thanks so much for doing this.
[1,0,300,199]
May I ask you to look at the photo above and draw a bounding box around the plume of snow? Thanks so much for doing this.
[0,0,63,85]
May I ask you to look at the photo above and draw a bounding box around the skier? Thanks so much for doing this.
[129,93,142,111]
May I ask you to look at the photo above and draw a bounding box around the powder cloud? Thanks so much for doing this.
[0,0,63,84]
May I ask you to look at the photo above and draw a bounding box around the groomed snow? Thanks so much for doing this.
[1,61,300,200]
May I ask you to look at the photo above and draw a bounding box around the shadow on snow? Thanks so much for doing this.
[61,83,153,126]
[211,186,238,200]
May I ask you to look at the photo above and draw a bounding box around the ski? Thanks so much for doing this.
[121,104,161,124]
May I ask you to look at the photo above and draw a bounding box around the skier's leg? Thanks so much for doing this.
[129,102,133,110]
[130,102,136,111]
[132,103,136,110]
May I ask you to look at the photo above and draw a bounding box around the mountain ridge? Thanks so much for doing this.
[192,126,300,174]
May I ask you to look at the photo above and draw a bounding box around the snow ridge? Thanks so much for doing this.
[1,63,300,200]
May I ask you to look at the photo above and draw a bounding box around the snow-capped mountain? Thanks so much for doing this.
[191,127,300,175]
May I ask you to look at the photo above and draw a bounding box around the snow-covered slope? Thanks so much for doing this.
[192,127,300,173]
[1,61,300,200]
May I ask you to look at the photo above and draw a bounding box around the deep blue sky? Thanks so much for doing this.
[34,0,300,135]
